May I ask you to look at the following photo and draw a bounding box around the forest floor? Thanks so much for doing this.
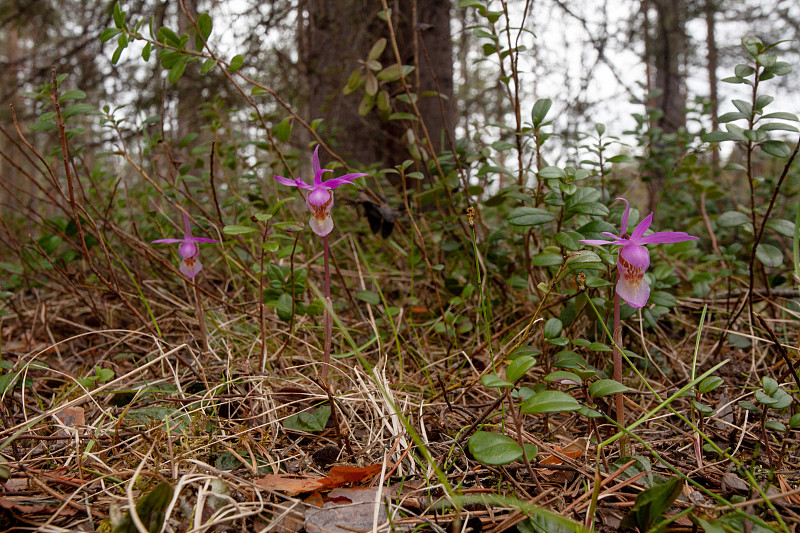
[1,281,799,533]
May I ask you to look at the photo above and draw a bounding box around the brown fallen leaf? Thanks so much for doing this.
[257,464,384,497]
[539,437,587,465]
[54,407,85,428]
[256,474,326,496]
[320,464,382,488]
[304,491,325,508]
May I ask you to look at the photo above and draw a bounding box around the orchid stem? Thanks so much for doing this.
[193,279,209,354]
[322,235,332,380]
[612,282,630,457]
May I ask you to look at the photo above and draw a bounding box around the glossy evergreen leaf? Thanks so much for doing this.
[761,140,791,158]
[589,379,628,398]
[506,355,536,383]
[620,477,683,533]
[284,405,331,432]
[508,207,555,226]
[755,243,783,267]
[229,54,244,72]
[531,98,552,127]
[521,391,581,414]
[468,431,522,465]
[482,374,514,389]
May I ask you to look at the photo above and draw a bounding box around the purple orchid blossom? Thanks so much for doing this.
[274,146,368,237]
[151,212,219,278]
[580,198,698,308]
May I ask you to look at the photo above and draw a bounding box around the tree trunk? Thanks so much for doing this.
[706,0,719,168]
[645,0,687,211]
[651,0,686,133]
[302,0,454,174]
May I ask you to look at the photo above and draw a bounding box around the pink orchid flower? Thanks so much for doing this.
[580,198,698,308]
[151,213,219,278]
[274,146,368,237]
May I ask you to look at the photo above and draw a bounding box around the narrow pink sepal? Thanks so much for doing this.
[323,173,369,189]
[637,231,699,245]
[151,238,184,244]
[274,175,302,187]
[617,197,630,236]
[312,146,322,182]
[580,239,616,246]
[630,212,654,240]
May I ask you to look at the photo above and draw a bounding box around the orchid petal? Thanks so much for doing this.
[180,257,203,278]
[617,197,630,236]
[189,237,220,244]
[314,168,333,186]
[308,187,332,207]
[179,241,199,260]
[637,231,699,245]
[620,243,650,270]
[312,146,322,181]
[183,212,192,236]
[580,239,617,246]
[309,214,334,237]
[630,212,653,241]
[323,173,369,189]
[274,175,302,187]
[616,274,650,308]
[151,238,185,244]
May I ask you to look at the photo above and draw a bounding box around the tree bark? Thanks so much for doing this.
[705,0,720,168]
[645,0,688,211]
[302,0,454,173]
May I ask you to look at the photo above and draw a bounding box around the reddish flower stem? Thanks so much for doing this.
[613,274,630,457]
[322,235,332,379]
[193,279,209,354]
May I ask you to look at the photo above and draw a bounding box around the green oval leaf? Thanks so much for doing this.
[198,13,213,41]
[755,243,783,267]
[223,225,257,235]
[589,379,628,399]
[508,207,555,226]
[716,211,749,228]
[482,374,514,389]
[762,140,791,158]
[520,391,581,414]
[544,318,562,339]
[506,355,536,383]
[698,376,724,394]
[544,371,582,386]
[229,54,244,72]
[468,431,522,465]
[531,98,552,127]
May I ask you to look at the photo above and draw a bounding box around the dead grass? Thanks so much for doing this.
[1,282,799,532]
